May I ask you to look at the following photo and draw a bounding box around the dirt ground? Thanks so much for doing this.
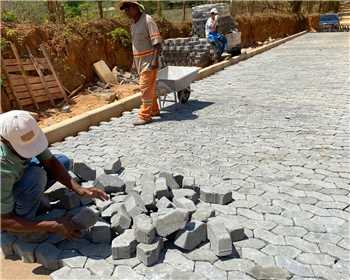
[37,84,139,128]
[1,257,50,280]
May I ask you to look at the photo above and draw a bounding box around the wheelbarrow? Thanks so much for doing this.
[156,66,200,108]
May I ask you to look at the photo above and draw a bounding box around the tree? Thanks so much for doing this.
[47,0,65,23]
[97,1,103,18]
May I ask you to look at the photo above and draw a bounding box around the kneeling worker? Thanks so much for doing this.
[0,110,108,238]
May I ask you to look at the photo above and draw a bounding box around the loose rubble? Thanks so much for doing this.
[1,159,247,279]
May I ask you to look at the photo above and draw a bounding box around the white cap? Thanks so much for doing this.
[0,110,48,158]
[210,8,218,14]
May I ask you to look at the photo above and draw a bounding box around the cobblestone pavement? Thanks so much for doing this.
[51,33,350,279]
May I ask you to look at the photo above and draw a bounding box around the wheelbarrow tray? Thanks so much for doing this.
[157,66,200,93]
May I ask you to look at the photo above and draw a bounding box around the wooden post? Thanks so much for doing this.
[40,45,69,103]
[25,45,56,107]
[97,1,104,18]
[10,42,40,110]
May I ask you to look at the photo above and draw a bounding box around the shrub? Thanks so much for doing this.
[1,10,17,22]
[108,27,131,48]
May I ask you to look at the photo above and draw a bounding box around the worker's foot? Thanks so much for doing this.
[133,118,152,126]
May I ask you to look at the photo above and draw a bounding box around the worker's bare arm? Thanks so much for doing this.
[1,213,81,239]
[150,43,161,69]
[41,157,108,201]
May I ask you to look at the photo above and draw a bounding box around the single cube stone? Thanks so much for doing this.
[104,158,122,174]
[13,239,38,263]
[85,258,114,277]
[141,174,156,208]
[152,208,189,237]
[137,237,163,267]
[192,207,215,222]
[134,214,156,244]
[72,207,98,229]
[159,172,180,189]
[174,221,207,251]
[173,189,199,202]
[207,220,232,257]
[88,219,111,243]
[0,232,17,257]
[173,197,197,214]
[95,197,113,211]
[112,229,137,259]
[156,197,174,209]
[94,174,125,193]
[124,192,147,218]
[200,186,233,205]
[73,162,96,181]
[35,242,62,270]
[44,182,66,202]
[125,179,137,194]
[59,249,87,268]
[111,204,132,234]
[101,202,121,219]
[155,177,171,199]
[59,189,81,209]
[209,216,246,242]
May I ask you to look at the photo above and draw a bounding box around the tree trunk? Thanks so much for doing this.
[47,0,64,24]
[98,1,103,18]
[182,1,186,21]
[157,0,161,17]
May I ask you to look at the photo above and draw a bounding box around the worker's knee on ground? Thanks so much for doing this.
[54,154,72,170]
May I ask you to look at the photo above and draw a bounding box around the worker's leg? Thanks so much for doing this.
[12,166,47,220]
[151,70,160,116]
[138,69,158,121]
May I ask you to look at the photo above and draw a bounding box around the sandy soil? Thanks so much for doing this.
[37,84,139,128]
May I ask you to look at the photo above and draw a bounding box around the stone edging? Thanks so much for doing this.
[44,31,307,144]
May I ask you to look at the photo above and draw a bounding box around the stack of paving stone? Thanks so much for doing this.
[192,3,237,38]
[161,37,215,67]
[0,158,247,279]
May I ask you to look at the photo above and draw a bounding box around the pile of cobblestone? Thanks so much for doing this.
[1,158,248,279]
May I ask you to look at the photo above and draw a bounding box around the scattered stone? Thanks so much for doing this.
[156,196,174,209]
[94,174,125,193]
[173,189,199,202]
[173,197,197,213]
[13,239,38,263]
[73,162,96,181]
[88,219,111,243]
[182,176,199,192]
[200,186,233,205]
[155,177,171,199]
[101,202,121,219]
[59,249,87,268]
[152,208,189,237]
[59,189,81,209]
[159,171,180,189]
[95,198,113,211]
[111,204,132,234]
[141,174,156,208]
[183,243,218,264]
[112,229,137,259]
[78,242,111,259]
[134,214,156,244]
[137,237,163,266]
[44,182,67,201]
[192,207,215,222]
[72,207,98,229]
[174,221,207,251]
[35,242,62,270]
[164,249,195,272]
[104,158,122,174]
[207,220,232,256]
[124,192,147,218]
[249,265,290,280]
[85,258,114,277]
[0,232,17,257]
[125,179,137,194]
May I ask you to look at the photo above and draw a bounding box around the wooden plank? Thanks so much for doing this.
[10,42,40,110]
[6,63,47,73]
[13,87,62,99]
[0,56,23,109]
[9,74,56,86]
[40,45,69,103]
[26,45,56,106]
[4,58,48,67]
[19,93,64,107]
[14,81,59,93]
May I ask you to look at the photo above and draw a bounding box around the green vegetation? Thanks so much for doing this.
[108,27,131,48]
[1,10,17,22]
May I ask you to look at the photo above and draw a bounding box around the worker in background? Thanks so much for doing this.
[120,0,162,126]
[205,8,227,61]
[0,110,108,238]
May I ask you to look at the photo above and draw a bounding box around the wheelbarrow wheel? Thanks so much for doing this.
[177,87,191,104]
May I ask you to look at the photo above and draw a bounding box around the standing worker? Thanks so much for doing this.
[120,0,162,126]
[205,8,227,61]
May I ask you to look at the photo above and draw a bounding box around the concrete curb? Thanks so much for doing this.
[44,31,307,144]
